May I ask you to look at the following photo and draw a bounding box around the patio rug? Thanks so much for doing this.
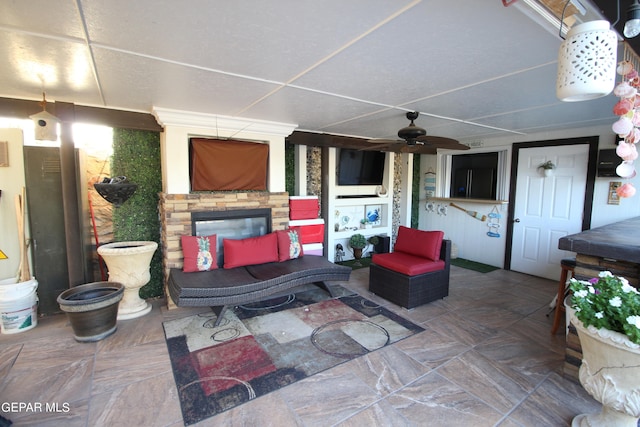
[450,257,500,273]
[163,285,424,425]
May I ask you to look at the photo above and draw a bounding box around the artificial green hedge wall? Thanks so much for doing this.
[111,128,163,299]
[285,141,295,195]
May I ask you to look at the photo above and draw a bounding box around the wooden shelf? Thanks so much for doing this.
[427,197,508,205]
[333,227,390,240]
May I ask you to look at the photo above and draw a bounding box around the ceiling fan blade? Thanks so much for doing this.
[360,143,396,152]
[367,138,402,144]
[398,144,437,155]
[416,135,469,150]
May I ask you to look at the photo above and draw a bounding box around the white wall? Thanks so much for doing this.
[419,124,640,267]
[0,128,30,281]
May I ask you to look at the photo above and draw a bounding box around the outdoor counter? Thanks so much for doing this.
[558,217,640,380]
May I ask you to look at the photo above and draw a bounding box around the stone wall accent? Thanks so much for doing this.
[392,154,403,243]
[306,146,322,205]
[159,191,289,308]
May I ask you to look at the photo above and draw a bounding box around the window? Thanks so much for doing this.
[439,150,508,201]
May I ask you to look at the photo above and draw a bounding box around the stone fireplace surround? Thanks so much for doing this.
[159,192,289,308]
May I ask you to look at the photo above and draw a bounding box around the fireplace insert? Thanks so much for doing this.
[191,208,272,267]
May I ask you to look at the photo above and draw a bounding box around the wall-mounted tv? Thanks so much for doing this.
[337,149,386,185]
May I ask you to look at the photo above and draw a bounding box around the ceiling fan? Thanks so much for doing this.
[368,112,470,154]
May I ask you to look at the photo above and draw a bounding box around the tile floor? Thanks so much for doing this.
[0,265,602,426]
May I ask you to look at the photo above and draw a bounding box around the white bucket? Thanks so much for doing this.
[0,277,38,334]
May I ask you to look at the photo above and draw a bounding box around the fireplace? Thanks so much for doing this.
[159,191,290,308]
[191,208,272,267]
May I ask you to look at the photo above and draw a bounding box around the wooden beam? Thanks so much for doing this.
[286,131,439,154]
[0,97,163,132]
[56,102,86,286]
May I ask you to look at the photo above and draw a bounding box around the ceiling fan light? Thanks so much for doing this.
[556,20,617,102]
[624,18,640,38]
[624,1,640,38]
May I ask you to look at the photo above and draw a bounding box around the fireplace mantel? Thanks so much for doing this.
[153,107,297,195]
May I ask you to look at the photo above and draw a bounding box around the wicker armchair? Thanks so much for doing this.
[369,229,451,309]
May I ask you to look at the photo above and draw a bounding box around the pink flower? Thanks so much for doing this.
[616,182,636,198]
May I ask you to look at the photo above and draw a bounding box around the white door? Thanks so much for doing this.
[511,144,588,280]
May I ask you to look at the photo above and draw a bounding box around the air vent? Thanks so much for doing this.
[0,141,8,167]
[41,156,61,178]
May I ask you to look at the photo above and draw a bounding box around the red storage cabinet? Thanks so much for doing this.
[289,196,319,220]
[289,218,325,244]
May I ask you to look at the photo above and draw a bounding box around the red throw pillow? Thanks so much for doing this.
[181,235,218,272]
[223,233,279,269]
[393,226,444,261]
[276,228,304,262]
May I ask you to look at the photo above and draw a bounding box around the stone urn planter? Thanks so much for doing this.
[57,282,124,342]
[569,310,640,427]
[97,241,157,320]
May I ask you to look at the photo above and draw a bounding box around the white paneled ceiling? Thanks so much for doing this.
[0,0,624,142]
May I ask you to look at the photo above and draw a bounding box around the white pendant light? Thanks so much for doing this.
[556,20,618,102]
[624,0,640,38]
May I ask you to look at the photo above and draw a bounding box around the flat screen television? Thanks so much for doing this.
[337,149,385,185]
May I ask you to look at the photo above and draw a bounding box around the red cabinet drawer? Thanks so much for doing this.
[289,196,319,220]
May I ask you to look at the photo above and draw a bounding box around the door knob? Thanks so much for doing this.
[513,218,520,223]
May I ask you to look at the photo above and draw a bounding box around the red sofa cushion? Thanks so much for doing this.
[393,226,444,261]
[181,235,218,272]
[276,228,304,262]
[223,233,278,269]
[372,252,445,276]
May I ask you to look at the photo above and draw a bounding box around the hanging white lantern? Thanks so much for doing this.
[556,20,618,102]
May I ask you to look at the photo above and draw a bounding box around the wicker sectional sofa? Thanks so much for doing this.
[168,231,351,325]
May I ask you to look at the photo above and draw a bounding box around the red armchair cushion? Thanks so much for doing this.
[372,252,445,276]
[223,233,278,269]
[181,235,218,272]
[276,228,304,262]
[393,226,444,261]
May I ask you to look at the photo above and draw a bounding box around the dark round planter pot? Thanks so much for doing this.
[57,282,124,342]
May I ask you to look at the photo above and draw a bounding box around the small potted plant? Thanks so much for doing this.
[360,218,372,229]
[367,236,380,256]
[349,233,367,259]
[537,160,555,177]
